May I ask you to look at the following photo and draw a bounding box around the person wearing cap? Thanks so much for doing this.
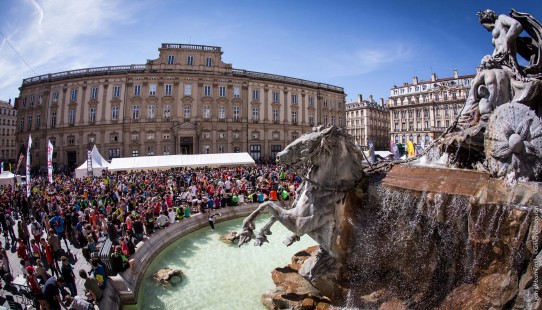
[26,265,48,310]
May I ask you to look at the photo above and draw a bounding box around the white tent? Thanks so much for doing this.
[108,152,255,172]
[0,171,16,186]
[75,146,111,178]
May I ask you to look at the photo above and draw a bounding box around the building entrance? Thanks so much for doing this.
[67,151,77,170]
[180,137,193,154]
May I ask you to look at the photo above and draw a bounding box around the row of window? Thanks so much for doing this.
[393,119,451,131]
[166,55,213,66]
[0,150,15,159]
[0,138,15,147]
[391,90,467,106]
[1,119,15,126]
[23,85,334,108]
[393,105,460,119]
[1,108,15,116]
[18,104,342,129]
[1,128,15,136]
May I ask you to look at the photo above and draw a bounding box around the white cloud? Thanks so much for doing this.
[340,43,415,76]
[0,0,140,100]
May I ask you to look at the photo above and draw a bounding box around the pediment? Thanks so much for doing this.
[179,122,196,129]
[201,97,214,104]
[110,98,122,105]
[182,96,193,104]
[217,98,228,105]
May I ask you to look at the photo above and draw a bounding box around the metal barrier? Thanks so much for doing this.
[96,238,114,275]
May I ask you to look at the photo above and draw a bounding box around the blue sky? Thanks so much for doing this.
[0,0,540,104]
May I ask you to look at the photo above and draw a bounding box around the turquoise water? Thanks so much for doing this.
[126,214,316,310]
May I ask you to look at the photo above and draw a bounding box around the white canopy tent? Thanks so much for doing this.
[0,171,16,186]
[108,152,255,172]
[75,146,111,178]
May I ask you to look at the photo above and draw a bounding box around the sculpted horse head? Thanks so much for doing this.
[239,126,367,263]
[278,125,366,191]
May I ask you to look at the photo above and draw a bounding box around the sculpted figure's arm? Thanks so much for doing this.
[494,14,523,57]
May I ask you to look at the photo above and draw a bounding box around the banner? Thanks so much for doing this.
[26,134,32,197]
[47,140,53,183]
[0,161,3,174]
[15,144,25,173]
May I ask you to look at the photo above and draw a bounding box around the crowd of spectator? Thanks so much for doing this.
[0,164,301,309]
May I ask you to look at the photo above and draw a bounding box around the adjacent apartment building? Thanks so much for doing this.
[388,70,474,147]
[345,94,390,150]
[15,43,346,170]
[0,99,17,166]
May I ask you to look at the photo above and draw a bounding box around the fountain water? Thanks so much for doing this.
[236,9,542,309]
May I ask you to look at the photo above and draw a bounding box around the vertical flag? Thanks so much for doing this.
[0,161,3,174]
[26,134,32,197]
[15,144,25,173]
[47,140,53,183]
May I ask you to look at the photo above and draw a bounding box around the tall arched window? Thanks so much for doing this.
[183,105,191,119]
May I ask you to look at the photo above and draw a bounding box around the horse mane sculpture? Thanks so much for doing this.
[238,126,367,263]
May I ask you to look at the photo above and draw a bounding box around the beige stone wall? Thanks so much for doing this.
[16,44,345,169]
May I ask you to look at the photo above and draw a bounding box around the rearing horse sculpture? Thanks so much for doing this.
[238,126,367,261]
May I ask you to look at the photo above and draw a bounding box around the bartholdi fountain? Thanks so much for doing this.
[238,9,542,310]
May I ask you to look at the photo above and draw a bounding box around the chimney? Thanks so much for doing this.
[431,73,437,82]
[369,95,374,103]
[357,94,363,103]
[412,76,418,84]
[453,69,458,78]
[379,98,384,106]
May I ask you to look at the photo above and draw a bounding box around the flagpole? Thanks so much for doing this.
[26,134,32,197]
[47,140,53,183]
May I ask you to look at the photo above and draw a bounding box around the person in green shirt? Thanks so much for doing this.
[231,194,239,206]
[183,204,191,218]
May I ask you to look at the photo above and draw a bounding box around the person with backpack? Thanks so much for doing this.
[49,212,69,251]
[3,211,16,241]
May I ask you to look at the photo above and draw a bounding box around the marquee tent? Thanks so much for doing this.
[0,171,16,186]
[75,146,111,178]
[108,152,255,172]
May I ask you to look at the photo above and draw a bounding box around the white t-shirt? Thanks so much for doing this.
[168,211,176,224]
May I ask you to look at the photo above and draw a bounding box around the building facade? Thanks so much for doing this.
[345,95,390,150]
[0,99,17,166]
[16,43,345,170]
[388,70,474,148]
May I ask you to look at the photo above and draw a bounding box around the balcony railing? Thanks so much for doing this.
[147,118,156,122]
[22,61,345,94]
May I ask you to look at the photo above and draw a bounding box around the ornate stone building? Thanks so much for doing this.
[388,70,474,148]
[0,99,17,165]
[345,95,390,150]
[15,43,345,170]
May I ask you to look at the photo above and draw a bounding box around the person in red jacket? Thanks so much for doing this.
[16,239,30,267]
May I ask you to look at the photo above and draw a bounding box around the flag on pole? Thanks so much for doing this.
[26,134,32,197]
[15,144,25,173]
[47,140,53,183]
